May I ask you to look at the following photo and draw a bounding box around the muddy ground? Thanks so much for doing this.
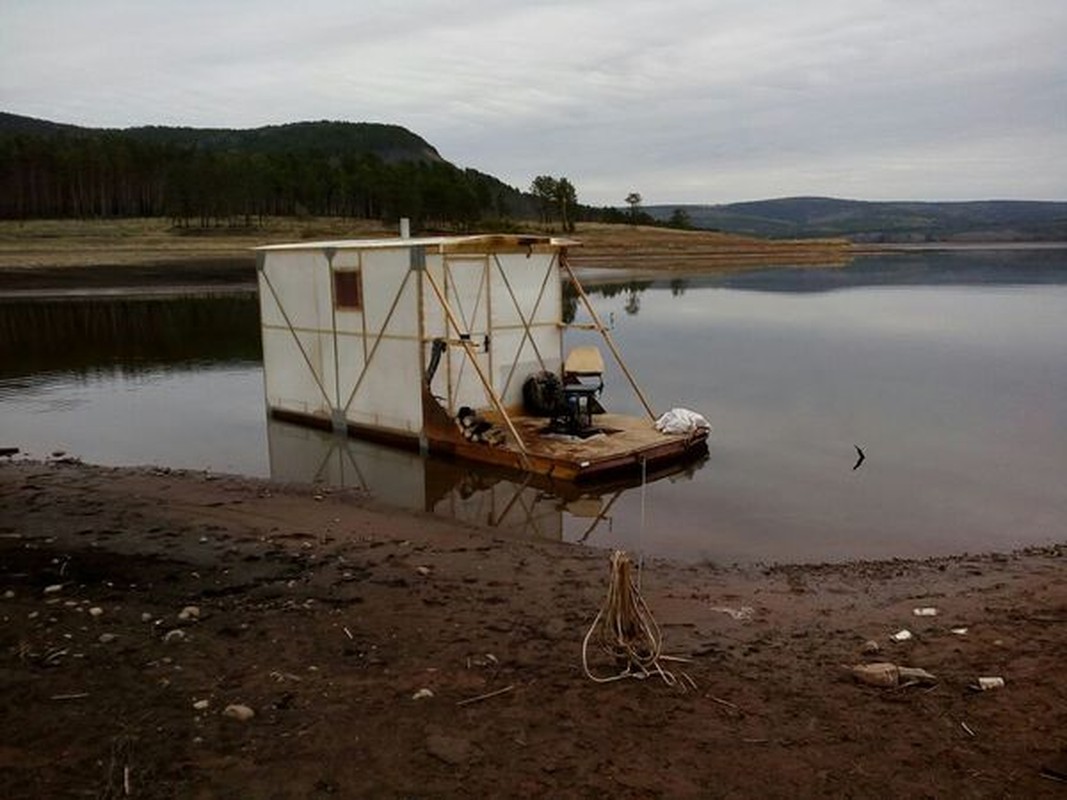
[1,458,1065,798]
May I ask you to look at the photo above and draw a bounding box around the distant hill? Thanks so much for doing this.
[5,112,1064,240]
[646,197,1067,242]
[126,120,446,165]
[0,112,86,136]
[0,112,444,164]
[0,112,533,224]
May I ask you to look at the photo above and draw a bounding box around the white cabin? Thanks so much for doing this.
[256,234,572,448]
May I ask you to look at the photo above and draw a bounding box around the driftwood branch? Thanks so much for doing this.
[456,684,515,707]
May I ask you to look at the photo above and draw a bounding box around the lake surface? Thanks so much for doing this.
[3,249,1065,564]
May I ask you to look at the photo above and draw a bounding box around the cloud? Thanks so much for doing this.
[2,0,1064,204]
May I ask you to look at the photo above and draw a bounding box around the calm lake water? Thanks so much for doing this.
[3,249,1066,564]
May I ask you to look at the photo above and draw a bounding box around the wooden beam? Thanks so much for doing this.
[560,253,657,422]
[422,267,531,466]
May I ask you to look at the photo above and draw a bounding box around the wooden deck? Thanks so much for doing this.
[433,412,709,482]
[272,403,709,485]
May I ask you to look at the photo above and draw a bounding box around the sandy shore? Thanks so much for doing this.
[1,458,1064,798]
[0,219,850,298]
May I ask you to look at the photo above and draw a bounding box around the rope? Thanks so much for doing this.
[581,550,687,687]
[638,456,647,591]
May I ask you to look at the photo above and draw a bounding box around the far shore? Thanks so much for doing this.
[0,216,848,274]
[2,217,1061,299]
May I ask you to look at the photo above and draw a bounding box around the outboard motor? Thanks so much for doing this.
[522,371,566,417]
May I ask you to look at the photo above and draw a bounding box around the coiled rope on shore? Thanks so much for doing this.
[581,550,692,688]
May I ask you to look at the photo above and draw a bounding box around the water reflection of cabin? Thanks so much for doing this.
[255,233,707,481]
[265,418,705,544]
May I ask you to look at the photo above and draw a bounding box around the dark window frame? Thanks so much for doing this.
[333,269,362,310]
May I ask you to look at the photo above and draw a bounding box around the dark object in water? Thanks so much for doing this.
[853,444,866,471]
[0,447,19,457]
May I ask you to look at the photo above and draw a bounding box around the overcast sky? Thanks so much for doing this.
[2,0,1065,205]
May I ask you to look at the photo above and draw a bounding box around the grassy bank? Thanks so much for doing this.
[568,222,852,271]
[0,217,852,273]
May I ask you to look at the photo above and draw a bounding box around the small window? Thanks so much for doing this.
[334,269,362,310]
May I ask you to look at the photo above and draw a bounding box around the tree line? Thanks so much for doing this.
[0,117,701,233]
[0,129,537,228]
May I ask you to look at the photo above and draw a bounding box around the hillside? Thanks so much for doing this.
[123,120,445,164]
[647,197,1067,242]
[0,112,444,163]
[0,112,532,224]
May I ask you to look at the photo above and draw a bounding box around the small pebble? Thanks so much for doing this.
[163,629,186,643]
[3,590,14,600]
[412,688,434,700]
[89,607,104,618]
[193,699,210,711]
[43,584,63,595]
[222,704,255,721]
[861,639,880,655]
[178,605,200,622]
[141,612,153,623]
[98,633,117,644]
[416,566,432,577]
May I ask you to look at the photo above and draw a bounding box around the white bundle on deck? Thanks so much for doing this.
[654,407,711,435]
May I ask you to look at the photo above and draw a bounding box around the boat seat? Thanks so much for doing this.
[555,346,606,435]
[563,345,605,378]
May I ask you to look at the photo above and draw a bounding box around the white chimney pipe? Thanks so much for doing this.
[399,218,411,238]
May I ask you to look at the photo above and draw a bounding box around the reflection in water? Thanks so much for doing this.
[0,361,267,475]
[267,418,706,545]
[0,294,267,475]
[562,280,653,322]
[576,247,1067,300]
[0,294,261,379]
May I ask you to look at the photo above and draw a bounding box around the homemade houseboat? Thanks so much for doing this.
[255,231,708,482]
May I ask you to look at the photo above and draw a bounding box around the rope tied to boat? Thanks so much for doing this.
[581,550,693,688]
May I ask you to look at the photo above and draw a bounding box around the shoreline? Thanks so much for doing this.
[0,218,850,294]
[2,222,1063,301]
[6,454,1064,570]
[850,240,1067,254]
[1,457,1064,796]
[4,216,1063,301]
